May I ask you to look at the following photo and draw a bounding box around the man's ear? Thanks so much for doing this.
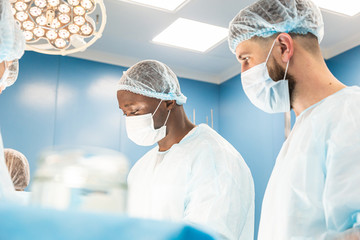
[165,100,176,110]
[277,33,294,63]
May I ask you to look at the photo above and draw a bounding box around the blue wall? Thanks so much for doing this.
[325,45,360,86]
[0,51,219,178]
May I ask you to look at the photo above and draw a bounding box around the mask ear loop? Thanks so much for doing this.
[265,38,291,81]
[265,38,278,64]
[163,110,171,127]
[153,99,171,127]
[283,59,290,81]
[152,100,163,116]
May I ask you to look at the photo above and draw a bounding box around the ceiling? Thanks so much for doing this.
[69,0,360,84]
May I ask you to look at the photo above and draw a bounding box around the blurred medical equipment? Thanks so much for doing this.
[31,147,129,214]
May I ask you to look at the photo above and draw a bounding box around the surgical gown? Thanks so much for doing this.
[258,86,360,240]
[128,124,255,240]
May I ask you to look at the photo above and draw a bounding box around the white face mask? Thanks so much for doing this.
[125,100,171,146]
[241,39,290,113]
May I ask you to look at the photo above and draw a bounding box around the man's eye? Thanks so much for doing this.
[130,110,139,115]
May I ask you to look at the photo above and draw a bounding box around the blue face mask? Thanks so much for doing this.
[240,39,290,113]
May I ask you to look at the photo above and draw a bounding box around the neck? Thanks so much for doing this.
[157,106,195,152]
[291,53,346,116]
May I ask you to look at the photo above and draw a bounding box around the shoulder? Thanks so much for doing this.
[186,124,251,176]
[320,87,360,114]
[194,124,241,157]
[308,87,360,128]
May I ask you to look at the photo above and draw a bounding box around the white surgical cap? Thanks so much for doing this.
[4,149,30,191]
[118,60,187,105]
[0,0,25,62]
[228,0,324,54]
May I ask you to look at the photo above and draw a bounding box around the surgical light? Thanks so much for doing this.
[10,0,107,55]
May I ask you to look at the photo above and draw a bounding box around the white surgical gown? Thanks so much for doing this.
[258,86,360,240]
[128,124,255,240]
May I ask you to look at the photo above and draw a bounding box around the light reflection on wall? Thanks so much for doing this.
[87,77,119,102]
[19,82,75,109]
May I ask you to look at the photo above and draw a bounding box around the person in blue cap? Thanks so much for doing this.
[228,0,360,239]
[117,60,255,240]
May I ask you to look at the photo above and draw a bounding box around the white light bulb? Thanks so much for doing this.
[15,2,27,11]
[15,12,28,21]
[55,38,67,48]
[36,16,47,26]
[74,16,85,25]
[23,20,35,31]
[34,0,47,8]
[46,30,58,40]
[81,0,93,10]
[33,27,45,37]
[24,31,34,41]
[50,19,61,29]
[68,24,80,33]
[48,0,60,7]
[74,6,85,15]
[58,14,70,24]
[29,7,42,17]
[81,24,92,35]
[67,0,80,6]
[59,29,70,39]
[58,4,70,13]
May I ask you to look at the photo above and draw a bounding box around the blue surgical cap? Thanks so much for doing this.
[118,60,187,105]
[0,0,25,62]
[228,0,324,54]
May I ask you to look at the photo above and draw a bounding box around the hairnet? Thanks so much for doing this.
[0,59,19,89]
[0,0,25,62]
[4,149,30,191]
[118,60,187,105]
[228,0,324,54]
